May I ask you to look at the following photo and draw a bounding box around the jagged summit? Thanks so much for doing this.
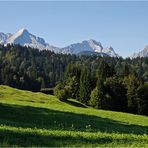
[16,28,29,35]
[0,28,119,57]
[87,39,102,46]
[8,28,29,40]
[61,39,119,57]
[19,28,28,32]
[5,28,60,52]
[61,39,103,54]
[7,28,31,45]
[131,45,148,58]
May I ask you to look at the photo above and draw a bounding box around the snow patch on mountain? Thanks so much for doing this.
[61,39,103,54]
[0,28,119,57]
[0,32,12,44]
[103,46,119,57]
[6,28,60,52]
[61,39,119,57]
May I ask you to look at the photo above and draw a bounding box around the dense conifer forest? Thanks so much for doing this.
[0,44,148,115]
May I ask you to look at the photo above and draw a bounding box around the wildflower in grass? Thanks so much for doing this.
[85,124,92,132]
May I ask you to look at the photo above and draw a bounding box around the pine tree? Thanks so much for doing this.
[98,60,111,78]
[105,76,127,111]
[123,63,130,77]
[126,72,142,113]
[89,61,108,109]
[64,64,81,99]
[79,67,91,104]
[137,83,148,115]
[89,77,104,109]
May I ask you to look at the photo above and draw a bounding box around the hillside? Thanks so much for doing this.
[0,85,148,147]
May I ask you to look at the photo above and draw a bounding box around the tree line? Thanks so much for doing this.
[0,44,148,115]
[54,61,148,116]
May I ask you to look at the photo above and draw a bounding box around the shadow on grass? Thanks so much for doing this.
[0,103,147,135]
[0,129,114,147]
[63,99,87,108]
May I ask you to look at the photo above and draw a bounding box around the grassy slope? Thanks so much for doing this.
[0,85,147,147]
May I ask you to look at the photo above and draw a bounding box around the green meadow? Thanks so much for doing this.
[0,85,147,147]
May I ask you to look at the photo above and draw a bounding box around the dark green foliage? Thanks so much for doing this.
[64,64,81,99]
[89,87,102,109]
[122,63,130,77]
[124,73,142,113]
[79,67,91,104]
[89,61,115,110]
[53,83,70,101]
[0,45,77,91]
[0,44,148,115]
[105,77,127,111]
[137,83,148,115]
[98,60,114,78]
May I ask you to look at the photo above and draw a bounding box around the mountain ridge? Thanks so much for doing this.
[130,45,148,58]
[0,28,119,57]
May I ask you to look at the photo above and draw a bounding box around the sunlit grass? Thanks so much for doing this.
[0,85,147,146]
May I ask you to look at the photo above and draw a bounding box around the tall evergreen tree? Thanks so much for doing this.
[126,72,142,113]
[89,75,104,109]
[89,61,111,109]
[64,64,81,99]
[122,63,130,77]
[79,67,91,104]
[137,83,148,115]
[105,76,127,111]
[98,60,112,78]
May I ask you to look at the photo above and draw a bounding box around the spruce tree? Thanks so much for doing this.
[64,64,81,99]
[89,61,108,109]
[79,67,91,104]
[89,77,104,109]
[126,72,142,113]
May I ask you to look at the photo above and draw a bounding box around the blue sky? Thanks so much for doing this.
[0,1,148,57]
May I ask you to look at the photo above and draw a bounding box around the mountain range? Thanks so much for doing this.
[0,28,119,57]
[2,28,148,58]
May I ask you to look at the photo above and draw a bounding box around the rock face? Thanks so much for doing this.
[61,39,103,54]
[61,39,119,57]
[131,45,148,58]
[0,28,119,57]
[5,28,60,52]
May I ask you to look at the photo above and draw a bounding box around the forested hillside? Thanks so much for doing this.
[0,44,148,115]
